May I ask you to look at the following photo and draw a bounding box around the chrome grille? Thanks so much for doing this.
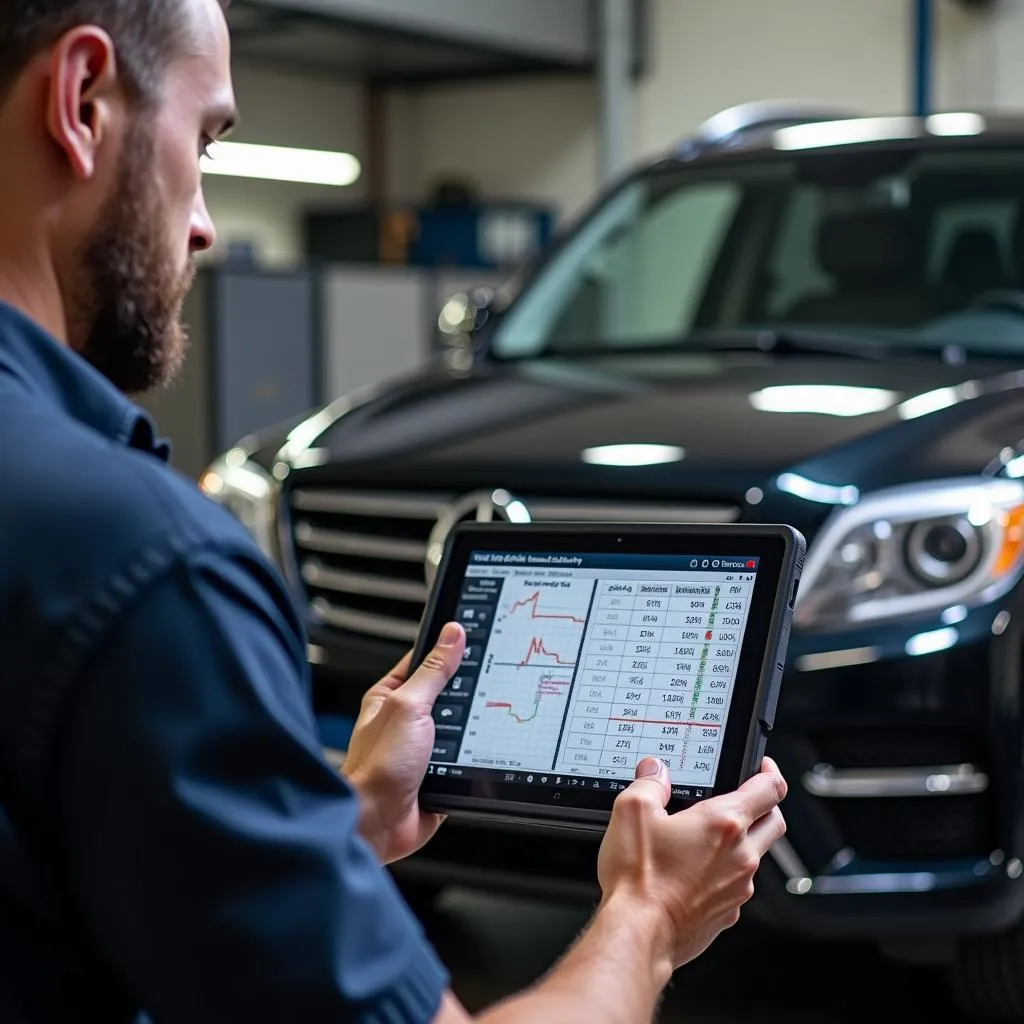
[290,488,740,644]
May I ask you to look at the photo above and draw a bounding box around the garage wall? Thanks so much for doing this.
[202,63,367,265]
[960,0,1024,110]
[402,74,599,225]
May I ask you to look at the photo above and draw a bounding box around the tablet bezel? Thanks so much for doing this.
[416,522,803,830]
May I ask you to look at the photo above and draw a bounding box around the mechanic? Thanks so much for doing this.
[0,2,788,1022]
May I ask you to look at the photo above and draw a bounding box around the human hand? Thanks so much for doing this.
[342,622,466,864]
[596,756,787,969]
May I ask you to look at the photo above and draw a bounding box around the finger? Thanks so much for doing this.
[619,757,671,811]
[728,764,788,829]
[747,806,787,856]
[399,623,466,704]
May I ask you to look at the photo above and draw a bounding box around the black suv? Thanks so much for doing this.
[202,104,1024,1019]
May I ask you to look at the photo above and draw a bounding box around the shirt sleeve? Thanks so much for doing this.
[59,542,448,1024]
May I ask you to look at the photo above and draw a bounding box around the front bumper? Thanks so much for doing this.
[310,600,1024,940]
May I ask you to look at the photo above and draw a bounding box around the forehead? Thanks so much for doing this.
[167,0,234,106]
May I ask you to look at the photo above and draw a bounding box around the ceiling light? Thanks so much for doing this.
[773,116,918,151]
[201,141,361,187]
[750,384,898,417]
[582,443,685,467]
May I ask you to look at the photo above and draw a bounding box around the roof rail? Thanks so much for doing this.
[692,100,865,147]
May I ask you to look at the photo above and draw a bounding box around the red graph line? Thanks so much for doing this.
[509,591,585,624]
[518,636,576,667]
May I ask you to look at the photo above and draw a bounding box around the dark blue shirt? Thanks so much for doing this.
[0,302,447,1023]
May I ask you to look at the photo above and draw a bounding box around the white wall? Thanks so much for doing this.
[956,0,1024,110]
[203,62,366,266]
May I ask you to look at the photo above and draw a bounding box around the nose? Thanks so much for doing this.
[189,188,216,254]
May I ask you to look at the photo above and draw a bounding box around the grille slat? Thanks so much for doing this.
[302,560,430,603]
[294,522,427,562]
[291,488,741,643]
[292,489,449,519]
[311,599,420,643]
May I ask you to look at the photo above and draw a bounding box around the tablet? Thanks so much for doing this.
[416,523,804,830]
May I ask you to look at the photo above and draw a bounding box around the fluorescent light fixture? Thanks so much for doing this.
[201,141,361,187]
[750,384,898,417]
[774,116,918,151]
[1005,455,1024,479]
[926,112,985,137]
[905,626,959,657]
[582,443,685,467]
[777,472,859,506]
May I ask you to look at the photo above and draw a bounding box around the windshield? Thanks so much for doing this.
[492,146,1024,358]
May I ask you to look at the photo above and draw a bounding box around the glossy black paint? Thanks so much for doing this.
[289,352,1024,500]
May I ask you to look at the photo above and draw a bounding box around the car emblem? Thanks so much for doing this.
[426,489,530,585]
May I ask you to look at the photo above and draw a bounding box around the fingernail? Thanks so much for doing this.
[636,758,662,778]
[439,622,462,646]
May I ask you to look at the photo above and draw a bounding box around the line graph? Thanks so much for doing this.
[490,636,578,669]
[455,575,594,771]
[486,674,572,724]
[509,590,587,624]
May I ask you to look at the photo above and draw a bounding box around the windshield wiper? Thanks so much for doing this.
[685,327,898,361]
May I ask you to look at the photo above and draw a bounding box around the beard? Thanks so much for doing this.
[73,119,195,396]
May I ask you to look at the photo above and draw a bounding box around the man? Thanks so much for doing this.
[0,2,788,1022]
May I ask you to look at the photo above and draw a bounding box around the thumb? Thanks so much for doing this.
[399,622,466,704]
[623,756,671,810]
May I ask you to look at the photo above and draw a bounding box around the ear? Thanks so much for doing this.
[45,26,122,181]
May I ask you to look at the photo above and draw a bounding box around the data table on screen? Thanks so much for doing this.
[553,577,753,787]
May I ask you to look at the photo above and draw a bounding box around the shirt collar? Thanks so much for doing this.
[0,302,170,462]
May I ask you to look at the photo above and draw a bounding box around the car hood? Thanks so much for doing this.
[289,350,1024,502]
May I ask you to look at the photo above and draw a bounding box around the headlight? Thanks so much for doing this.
[199,448,279,559]
[795,477,1024,633]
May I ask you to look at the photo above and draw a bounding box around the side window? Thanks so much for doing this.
[762,188,830,318]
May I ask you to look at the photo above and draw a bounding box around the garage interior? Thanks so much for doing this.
[9,0,1024,1020]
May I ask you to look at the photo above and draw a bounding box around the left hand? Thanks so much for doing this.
[342,622,466,864]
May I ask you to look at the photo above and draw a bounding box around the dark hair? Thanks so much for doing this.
[0,1,228,105]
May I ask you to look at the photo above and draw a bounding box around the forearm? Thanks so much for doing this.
[474,895,672,1024]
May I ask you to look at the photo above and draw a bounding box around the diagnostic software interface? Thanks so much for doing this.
[428,551,758,801]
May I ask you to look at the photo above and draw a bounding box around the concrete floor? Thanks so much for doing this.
[418,888,971,1022]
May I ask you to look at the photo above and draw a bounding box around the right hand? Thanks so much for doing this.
[596,756,787,969]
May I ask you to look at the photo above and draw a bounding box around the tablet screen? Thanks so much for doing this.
[429,549,762,803]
